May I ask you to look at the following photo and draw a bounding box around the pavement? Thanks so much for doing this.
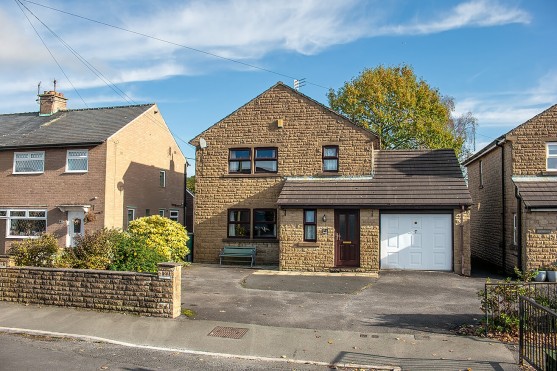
[0,264,518,370]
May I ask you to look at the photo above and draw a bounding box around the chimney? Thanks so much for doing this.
[38,90,68,116]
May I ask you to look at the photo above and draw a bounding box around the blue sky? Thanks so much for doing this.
[2,0,556,171]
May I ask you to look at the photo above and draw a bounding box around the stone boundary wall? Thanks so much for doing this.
[0,256,181,318]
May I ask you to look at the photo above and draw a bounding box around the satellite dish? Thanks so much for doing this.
[199,137,207,149]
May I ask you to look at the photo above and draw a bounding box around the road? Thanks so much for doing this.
[0,332,353,371]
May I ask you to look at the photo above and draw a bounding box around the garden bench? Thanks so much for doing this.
[219,246,256,267]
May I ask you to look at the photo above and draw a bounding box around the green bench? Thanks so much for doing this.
[219,246,256,267]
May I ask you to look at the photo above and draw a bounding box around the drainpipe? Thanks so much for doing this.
[183,162,188,228]
[496,140,506,273]
[461,205,465,276]
[515,185,523,270]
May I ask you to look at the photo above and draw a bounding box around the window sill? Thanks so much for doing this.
[223,173,282,178]
[296,242,319,248]
[222,238,279,243]
[6,235,41,239]
[12,172,44,175]
[542,171,557,176]
[64,171,88,174]
[317,172,340,177]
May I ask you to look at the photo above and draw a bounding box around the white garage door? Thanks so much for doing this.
[380,214,452,270]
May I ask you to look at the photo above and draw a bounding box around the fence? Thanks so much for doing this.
[519,296,557,370]
[483,281,557,334]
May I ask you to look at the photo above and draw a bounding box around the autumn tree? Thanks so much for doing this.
[328,65,476,158]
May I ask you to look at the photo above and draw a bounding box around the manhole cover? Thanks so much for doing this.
[208,326,248,339]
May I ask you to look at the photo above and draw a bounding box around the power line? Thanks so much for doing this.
[21,0,329,90]
[15,0,88,108]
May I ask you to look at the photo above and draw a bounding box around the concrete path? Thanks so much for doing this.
[0,304,517,370]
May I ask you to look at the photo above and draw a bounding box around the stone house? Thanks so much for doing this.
[464,104,557,273]
[190,82,472,274]
[0,90,186,252]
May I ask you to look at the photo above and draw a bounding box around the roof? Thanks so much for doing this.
[189,81,378,146]
[277,149,472,208]
[0,104,154,149]
[463,103,557,166]
[514,180,557,209]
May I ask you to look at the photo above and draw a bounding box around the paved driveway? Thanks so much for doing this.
[181,264,486,335]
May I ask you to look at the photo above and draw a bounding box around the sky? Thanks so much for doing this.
[1,0,556,173]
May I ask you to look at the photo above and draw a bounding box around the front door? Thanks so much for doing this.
[335,209,360,267]
[67,211,84,247]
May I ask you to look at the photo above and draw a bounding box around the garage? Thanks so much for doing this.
[380,213,452,271]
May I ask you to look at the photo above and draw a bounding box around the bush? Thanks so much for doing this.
[109,234,166,273]
[127,215,189,262]
[9,234,60,267]
[60,228,121,270]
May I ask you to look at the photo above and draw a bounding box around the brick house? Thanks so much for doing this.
[190,82,472,274]
[0,90,186,252]
[464,104,557,273]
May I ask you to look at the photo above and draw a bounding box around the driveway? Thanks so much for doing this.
[181,264,486,335]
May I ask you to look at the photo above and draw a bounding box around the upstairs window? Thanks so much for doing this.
[13,151,44,174]
[304,209,317,242]
[159,209,165,217]
[228,209,250,238]
[169,210,179,222]
[479,160,484,187]
[254,148,278,173]
[229,149,252,174]
[323,146,339,172]
[160,170,166,187]
[547,143,557,171]
[66,149,88,172]
[253,209,277,238]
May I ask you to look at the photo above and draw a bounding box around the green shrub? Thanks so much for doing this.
[9,234,60,267]
[60,228,121,270]
[109,234,166,273]
[127,215,189,262]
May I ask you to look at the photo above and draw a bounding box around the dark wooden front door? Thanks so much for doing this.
[335,209,360,267]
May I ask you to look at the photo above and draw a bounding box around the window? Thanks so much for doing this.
[5,209,47,238]
[253,209,277,239]
[146,209,151,216]
[13,151,44,174]
[159,209,165,217]
[169,210,179,222]
[323,146,339,172]
[304,209,317,242]
[479,160,483,187]
[513,213,518,245]
[547,143,557,171]
[254,148,278,173]
[229,149,251,174]
[127,208,135,226]
[160,170,166,187]
[66,149,88,172]
[228,209,250,238]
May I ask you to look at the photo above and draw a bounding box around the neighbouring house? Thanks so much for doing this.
[0,90,186,252]
[464,104,557,273]
[185,188,195,233]
[190,82,472,274]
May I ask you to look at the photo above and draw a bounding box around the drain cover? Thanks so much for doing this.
[208,326,248,339]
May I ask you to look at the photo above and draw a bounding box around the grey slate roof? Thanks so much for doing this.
[514,181,557,209]
[0,104,154,149]
[277,149,472,208]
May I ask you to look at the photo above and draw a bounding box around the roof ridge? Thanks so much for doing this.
[0,103,155,116]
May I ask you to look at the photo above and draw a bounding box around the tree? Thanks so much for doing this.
[186,175,195,193]
[328,65,476,158]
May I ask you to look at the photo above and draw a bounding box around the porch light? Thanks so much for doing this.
[322,214,327,222]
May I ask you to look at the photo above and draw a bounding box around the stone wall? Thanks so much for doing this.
[0,256,181,318]
[524,211,557,270]
[454,208,471,276]
[192,83,379,264]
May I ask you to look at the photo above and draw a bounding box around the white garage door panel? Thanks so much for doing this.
[381,214,452,271]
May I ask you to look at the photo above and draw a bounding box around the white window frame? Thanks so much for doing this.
[127,208,136,227]
[160,170,166,188]
[159,209,165,217]
[479,160,483,187]
[4,209,47,238]
[513,213,518,245]
[13,151,45,174]
[547,142,557,171]
[169,210,179,222]
[65,149,89,173]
